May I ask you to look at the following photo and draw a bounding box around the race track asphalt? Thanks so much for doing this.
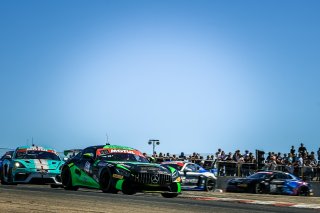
[0,185,319,213]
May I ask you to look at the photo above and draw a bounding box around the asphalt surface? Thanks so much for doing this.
[0,185,319,213]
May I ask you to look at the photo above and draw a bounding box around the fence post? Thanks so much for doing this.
[238,162,241,177]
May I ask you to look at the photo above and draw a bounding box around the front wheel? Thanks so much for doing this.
[161,193,178,198]
[205,177,216,192]
[298,187,309,196]
[61,166,78,191]
[1,166,15,185]
[254,183,263,194]
[100,169,118,194]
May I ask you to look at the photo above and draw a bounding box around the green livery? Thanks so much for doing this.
[61,144,181,198]
[1,146,64,187]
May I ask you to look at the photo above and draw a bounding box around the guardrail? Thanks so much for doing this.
[151,157,320,181]
[215,161,320,181]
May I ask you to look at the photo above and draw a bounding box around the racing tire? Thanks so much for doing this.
[50,184,60,188]
[1,165,9,185]
[1,166,16,185]
[298,187,309,196]
[0,172,8,185]
[61,166,79,191]
[205,177,216,192]
[100,168,118,194]
[122,180,136,195]
[254,183,263,194]
[161,193,178,198]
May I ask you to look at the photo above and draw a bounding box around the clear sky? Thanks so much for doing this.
[1,0,319,156]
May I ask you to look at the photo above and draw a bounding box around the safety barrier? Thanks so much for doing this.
[215,161,320,181]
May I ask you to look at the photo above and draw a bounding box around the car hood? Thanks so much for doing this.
[15,159,63,170]
[103,161,172,174]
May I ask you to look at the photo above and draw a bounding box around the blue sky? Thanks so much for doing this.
[1,0,319,156]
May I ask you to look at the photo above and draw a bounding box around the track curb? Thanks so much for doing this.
[181,195,320,209]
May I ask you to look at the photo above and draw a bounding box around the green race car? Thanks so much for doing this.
[1,146,64,187]
[61,144,181,198]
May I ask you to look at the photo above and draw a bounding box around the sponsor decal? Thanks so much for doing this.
[140,167,160,171]
[96,148,144,157]
[98,161,108,167]
[110,149,134,154]
[84,161,91,173]
[112,174,124,179]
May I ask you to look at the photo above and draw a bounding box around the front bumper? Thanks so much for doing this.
[13,169,62,184]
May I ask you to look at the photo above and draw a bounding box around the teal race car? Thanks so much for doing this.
[1,145,64,187]
[61,144,181,198]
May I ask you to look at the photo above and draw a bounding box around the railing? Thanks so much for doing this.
[215,161,256,177]
[215,161,320,181]
[151,157,320,181]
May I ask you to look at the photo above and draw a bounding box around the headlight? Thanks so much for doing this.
[115,168,131,177]
[14,162,26,168]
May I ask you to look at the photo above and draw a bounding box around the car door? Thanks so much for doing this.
[181,163,202,188]
[73,147,97,187]
[269,173,286,193]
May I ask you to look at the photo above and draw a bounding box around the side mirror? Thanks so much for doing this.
[4,155,12,160]
[183,167,192,173]
[83,153,94,159]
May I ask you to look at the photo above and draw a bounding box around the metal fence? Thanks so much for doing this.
[214,161,320,181]
[152,157,320,181]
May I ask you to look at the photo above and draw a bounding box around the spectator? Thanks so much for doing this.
[298,153,304,167]
[288,153,293,163]
[317,148,320,162]
[282,153,289,164]
[290,145,295,156]
[285,162,294,174]
[179,152,186,160]
[219,151,226,161]
[232,150,241,162]
[266,152,272,163]
[276,152,282,164]
[268,155,277,170]
[243,150,249,158]
[215,148,222,160]
[298,143,307,157]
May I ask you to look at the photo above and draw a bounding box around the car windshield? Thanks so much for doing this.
[15,150,60,161]
[248,172,272,179]
[98,153,149,163]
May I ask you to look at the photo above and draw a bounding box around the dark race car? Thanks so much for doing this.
[61,144,181,198]
[161,161,217,191]
[0,151,14,179]
[226,170,313,196]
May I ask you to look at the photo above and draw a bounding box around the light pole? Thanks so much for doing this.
[148,139,160,156]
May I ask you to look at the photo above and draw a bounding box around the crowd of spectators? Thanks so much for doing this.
[148,143,320,181]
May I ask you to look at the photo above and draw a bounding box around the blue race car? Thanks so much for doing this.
[226,170,313,196]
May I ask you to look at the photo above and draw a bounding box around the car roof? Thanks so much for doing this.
[85,145,138,150]
[161,161,186,166]
[16,146,57,152]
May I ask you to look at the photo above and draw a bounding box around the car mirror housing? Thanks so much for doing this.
[183,168,192,173]
[83,153,94,159]
[4,155,12,160]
